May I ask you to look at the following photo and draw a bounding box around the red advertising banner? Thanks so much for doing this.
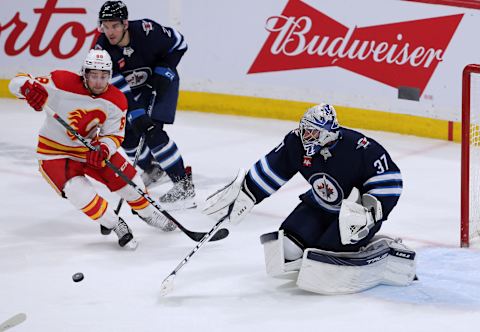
[249,0,462,94]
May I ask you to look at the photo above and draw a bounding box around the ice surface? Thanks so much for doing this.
[1,98,479,331]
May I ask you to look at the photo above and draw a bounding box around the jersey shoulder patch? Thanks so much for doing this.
[141,19,154,35]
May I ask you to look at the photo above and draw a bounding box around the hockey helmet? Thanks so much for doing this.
[299,103,340,156]
[98,1,128,22]
[81,49,113,79]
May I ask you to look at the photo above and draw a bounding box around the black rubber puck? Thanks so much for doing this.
[72,272,84,282]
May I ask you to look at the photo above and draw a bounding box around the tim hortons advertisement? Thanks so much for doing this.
[0,0,100,75]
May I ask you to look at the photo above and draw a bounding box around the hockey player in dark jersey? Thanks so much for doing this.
[204,104,415,294]
[95,1,195,209]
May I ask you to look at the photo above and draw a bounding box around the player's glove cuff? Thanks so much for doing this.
[127,108,156,135]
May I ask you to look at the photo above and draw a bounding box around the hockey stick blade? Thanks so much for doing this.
[0,313,27,331]
[186,227,229,242]
[160,273,176,297]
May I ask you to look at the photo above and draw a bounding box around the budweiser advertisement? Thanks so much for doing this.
[179,0,480,121]
[248,0,462,96]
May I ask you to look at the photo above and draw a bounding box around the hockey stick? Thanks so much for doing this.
[160,208,231,296]
[114,90,157,215]
[0,313,27,331]
[100,91,158,235]
[43,105,229,242]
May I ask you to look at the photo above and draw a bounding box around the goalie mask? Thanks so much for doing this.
[299,103,340,156]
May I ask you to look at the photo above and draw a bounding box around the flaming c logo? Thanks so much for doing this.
[249,0,463,95]
[67,109,107,140]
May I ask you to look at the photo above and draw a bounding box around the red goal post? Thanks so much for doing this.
[461,64,480,247]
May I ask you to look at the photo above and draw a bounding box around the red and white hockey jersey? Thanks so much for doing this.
[9,70,128,162]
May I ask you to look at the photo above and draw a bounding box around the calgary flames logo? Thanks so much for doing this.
[67,109,107,140]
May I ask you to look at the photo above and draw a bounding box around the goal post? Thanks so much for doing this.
[461,64,480,247]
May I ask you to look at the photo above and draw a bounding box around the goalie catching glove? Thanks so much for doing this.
[339,188,383,245]
[203,169,256,224]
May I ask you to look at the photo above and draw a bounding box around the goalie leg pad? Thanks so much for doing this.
[260,230,302,278]
[296,236,416,295]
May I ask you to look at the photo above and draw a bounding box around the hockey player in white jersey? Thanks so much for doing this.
[9,49,176,249]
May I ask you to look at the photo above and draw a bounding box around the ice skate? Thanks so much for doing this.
[112,218,138,249]
[141,162,169,188]
[136,209,177,232]
[159,166,196,211]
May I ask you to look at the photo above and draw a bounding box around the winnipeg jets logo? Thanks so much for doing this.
[123,67,152,88]
[356,137,370,150]
[309,173,344,206]
[320,147,332,160]
[123,46,134,57]
[142,20,154,35]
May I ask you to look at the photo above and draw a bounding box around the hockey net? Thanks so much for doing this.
[461,64,480,247]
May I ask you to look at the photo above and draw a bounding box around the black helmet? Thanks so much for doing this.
[98,1,128,21]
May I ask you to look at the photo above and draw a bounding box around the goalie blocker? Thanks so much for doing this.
[260,231,416,294]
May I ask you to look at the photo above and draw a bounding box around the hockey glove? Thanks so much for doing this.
[203,169,255,224]
[20,81,48,112]
[152,66,175,95]
[338,192,383,245]
[86,141,110,169]
[127,109,156,136]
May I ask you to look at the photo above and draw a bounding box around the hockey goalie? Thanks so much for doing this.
[203,103,416,294]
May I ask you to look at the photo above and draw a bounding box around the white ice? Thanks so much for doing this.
[1,98,479,331]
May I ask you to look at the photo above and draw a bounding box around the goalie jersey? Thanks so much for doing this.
[9,71,127,161]
[245,128,402,222]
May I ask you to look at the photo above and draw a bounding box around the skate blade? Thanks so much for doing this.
[159,198,197,211]
[124,238,139,250]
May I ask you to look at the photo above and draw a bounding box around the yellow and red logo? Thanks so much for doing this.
[67,109,107,140]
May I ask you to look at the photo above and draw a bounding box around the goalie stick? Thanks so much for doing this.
[0,313,26,331]
[160,207,232,296]
[43,105,229,242]
[101,91,157,236]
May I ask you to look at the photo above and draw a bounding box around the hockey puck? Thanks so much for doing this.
[72,272,84,282]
